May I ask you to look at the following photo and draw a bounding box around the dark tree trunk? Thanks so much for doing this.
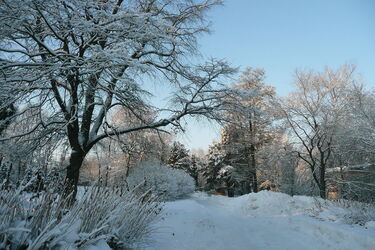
[227,188,234,197]
[252,169,258,193]
[242,181,251,194]
[249,144,258,193]
[317,149,327,199]
[64,150,85,202]
[290,170,295,196]
[319,165,326,199]
[319,184,326,199]
[105,166,109,187]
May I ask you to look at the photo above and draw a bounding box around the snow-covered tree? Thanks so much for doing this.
[257,141,298,195]
[327,85,375,201]
[220,67,277,193]
[201,142,225,191]
[0,0,240,199]
[277,65,358,198]
[167,142,203,185]
[189,154,202,185]
[167,142,190,169]
[201,68,280,196]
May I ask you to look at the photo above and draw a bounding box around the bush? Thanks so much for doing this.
[126,163,195,200]
[333,199,375,226]
[311,198,375,226]
[0,184,162,249]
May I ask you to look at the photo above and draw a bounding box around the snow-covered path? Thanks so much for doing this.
[147,191,375,250]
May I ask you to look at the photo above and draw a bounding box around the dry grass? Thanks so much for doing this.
[0,182,162,249]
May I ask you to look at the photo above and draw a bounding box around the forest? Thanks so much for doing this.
[0,0,374,249]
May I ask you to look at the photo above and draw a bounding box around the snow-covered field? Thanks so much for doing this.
[147,191,375,250]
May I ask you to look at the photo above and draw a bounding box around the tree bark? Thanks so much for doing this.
[64,150,85,203]
[252,169,258,193]
[250,144,258,193]
[319,165,326,199]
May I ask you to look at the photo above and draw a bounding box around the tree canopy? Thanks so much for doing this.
[0,0,240,198]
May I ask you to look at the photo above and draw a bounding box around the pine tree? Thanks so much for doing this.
[202,143,225,192]
[217,165,236,197]
[188,155,200,185]
[167,142,191,171]
[221,68,277,193]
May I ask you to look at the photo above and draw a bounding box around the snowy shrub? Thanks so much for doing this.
[127,163,195,200]
[0,184,162,249]
[311,198,375,226]
[333,199,375,226]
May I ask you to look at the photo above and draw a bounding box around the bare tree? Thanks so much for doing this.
[329,85,375,201]
[0,0,239,199]
[278,65,357,198]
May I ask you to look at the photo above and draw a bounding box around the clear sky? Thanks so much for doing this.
[177,0,375,151]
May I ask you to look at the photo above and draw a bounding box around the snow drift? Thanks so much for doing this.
[148,191,375,250]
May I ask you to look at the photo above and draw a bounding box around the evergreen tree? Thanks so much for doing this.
[166,142,202,188]
[222,68,277,193]
[202,143,225,191]
[201,68,280,196]
[167,142,191,171]
[216,165,236,197]
[189,155,199,184]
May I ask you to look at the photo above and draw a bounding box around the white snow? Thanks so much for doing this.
[83,240,111,250]
[147,191,375,250]
[365,221,375,230]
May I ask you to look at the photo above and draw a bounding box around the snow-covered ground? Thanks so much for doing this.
[147,191,375,250]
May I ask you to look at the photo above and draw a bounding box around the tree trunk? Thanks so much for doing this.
[64,150,85,203]
[290,171,295,196]
[319,184,326,199]
[241,181,250,194]
[319,165,326,199]
[249,144,258,193]
[252,169,258,193]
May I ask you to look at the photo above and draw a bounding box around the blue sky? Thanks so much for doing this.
[177,0,375,151]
